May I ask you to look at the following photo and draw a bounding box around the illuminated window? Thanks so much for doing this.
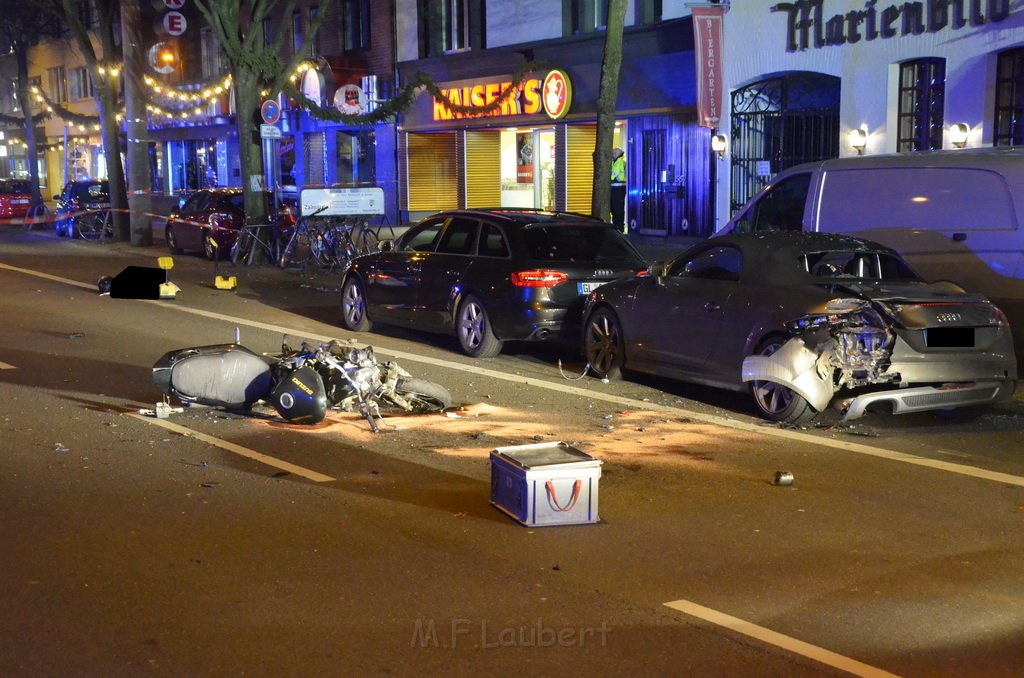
[994,47,1024,147]
[897,58,945,152]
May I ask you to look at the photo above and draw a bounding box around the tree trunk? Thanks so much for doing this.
[121,0,153,246]
[591,0,627,223]
[14,46,43,212]
[235,70,270,261]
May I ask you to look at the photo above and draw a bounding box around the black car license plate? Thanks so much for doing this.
[925,327,975,348]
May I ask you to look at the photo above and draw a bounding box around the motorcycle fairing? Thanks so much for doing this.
[153,344,271,409]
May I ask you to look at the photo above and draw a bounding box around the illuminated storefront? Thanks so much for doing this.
[397,18,718,237]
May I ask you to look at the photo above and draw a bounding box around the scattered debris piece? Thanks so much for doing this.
[200,482,219,488]
[54,443,69,452]
[771,471,794,486]
[67,332,85,339]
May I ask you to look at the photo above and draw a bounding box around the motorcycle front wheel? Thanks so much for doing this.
[391,378,452,412]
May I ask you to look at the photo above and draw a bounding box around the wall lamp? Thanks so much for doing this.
[710,133,728,159]
[848,127,867,155]
[949,123,970,149]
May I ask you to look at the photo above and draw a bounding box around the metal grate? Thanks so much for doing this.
[729,73,840,215]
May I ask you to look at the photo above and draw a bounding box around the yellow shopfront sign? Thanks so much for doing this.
[433,70,573,121]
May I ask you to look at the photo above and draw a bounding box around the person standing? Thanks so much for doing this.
[610,147,626,232]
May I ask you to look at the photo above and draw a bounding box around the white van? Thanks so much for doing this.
[723,148,1024,362]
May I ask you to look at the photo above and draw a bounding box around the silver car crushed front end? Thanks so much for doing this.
[742,298,1017,420]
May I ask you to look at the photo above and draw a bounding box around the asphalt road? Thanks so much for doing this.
[1,227,1023,677]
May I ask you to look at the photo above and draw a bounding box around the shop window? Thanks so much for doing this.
[336,129,375,186]
[309,7,320,56]
[566,0,608,35]
[994,47,1024,147]
[897,58,945,152]
[342,0,370,52]
[418,0,485,57]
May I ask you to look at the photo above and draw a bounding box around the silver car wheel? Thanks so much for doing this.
[341,277,372,332]
[751,338,815,424]
[457,295,502,358]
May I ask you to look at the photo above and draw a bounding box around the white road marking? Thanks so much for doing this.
[4,262,1022,488]
[129,413,335,483]
[0,360,15,369]
[664,599,902,678]
[0,263,95,290]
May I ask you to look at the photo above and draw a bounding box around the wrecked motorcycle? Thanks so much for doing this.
[152,340,452,431]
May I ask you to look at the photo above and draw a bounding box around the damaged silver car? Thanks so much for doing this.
[582,232,1017,423]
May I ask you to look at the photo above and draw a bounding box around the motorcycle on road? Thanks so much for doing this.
[152,339,452,431]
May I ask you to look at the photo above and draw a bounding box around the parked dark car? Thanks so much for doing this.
[54,179,110,239]
[0,178,33,219]
[165,187,294,259]
[582,231,1017,423]
[339,208,649,357]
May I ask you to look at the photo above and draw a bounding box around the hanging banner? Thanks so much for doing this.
[691,5,725,129]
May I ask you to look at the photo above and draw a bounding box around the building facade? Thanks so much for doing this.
[717,0,1024,229]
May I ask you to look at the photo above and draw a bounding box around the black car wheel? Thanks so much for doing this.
[750,336,816,424]
[166,226,184,254]
[583,307,625,380]
[340,276,373,332]
[457,294,502,358]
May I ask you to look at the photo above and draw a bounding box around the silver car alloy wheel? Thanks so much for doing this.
[458,300,486,351]
[584,310,622,378]
[751,340,794,414]
[342,278,367,330]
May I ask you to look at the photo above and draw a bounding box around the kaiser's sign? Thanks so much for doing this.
[433,70,573,121]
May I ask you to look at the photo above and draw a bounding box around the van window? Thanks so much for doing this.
[819,168,1018,232]
[748,173,811,232]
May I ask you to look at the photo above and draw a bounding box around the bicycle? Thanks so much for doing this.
[23,202,50,231]
[75,207,112,241]
[231,218,282,266]
[278,207,388,270]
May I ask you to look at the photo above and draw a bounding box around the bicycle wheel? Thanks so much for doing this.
[281,227,314,268]
[356,224,380,255]
[76,210,107,241]
[230,228,253,266]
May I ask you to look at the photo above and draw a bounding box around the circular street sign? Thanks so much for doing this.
[163,11,187,36]
[261,99,281,125]
[334,85,366,115]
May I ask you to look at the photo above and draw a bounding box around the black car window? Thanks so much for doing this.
[478,223,510,258]
[182,193,208,214]
[85,183,110,202]
[436,217,479,255]
[0,180,30,194]
[803,250,921,281]
[749,173,810,233]
[671,246,742,281]
[401,218,444,252]
[522,225,643,263]
[226,193,246,213]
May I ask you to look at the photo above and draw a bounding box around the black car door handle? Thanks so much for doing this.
[703,301,720,312]
[952,232,967,242]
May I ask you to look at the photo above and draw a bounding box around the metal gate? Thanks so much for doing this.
[729,73,840,214]
[640,128,666,231]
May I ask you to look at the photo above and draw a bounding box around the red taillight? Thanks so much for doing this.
[511,270,570,288]
[994,306,1010,328]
